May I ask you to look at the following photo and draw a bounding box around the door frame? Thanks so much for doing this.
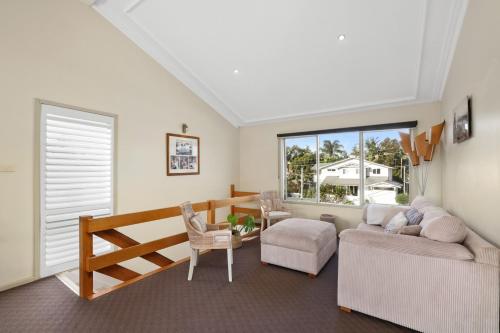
[34,99,118,278]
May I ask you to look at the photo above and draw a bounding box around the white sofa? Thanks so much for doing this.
[338,198,499,333]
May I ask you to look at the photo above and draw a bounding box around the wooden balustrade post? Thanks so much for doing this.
[207,200,216,224]
[230,184,235,215]
[79,215,94,299]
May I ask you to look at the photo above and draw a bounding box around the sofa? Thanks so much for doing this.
[337,197,499,333]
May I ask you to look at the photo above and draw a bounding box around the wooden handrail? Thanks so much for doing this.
[213,194,260,208]
[233,190,259,197]
[88,201,209,233]
[79,184,260,300]
[233,207,261,216]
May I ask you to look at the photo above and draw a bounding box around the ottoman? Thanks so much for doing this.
[260,218,337,277]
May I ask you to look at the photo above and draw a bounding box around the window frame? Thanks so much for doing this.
[279,127,412,208]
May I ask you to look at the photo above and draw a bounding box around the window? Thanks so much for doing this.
[363,129,410,205]
[279,123,413,207]
[319,132,360,205]
[284,136,317,201]
[39,102,115,277]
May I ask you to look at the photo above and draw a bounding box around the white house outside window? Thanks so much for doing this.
[280,125,412,206]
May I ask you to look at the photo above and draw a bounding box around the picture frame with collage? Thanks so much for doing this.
[166,133,200,175]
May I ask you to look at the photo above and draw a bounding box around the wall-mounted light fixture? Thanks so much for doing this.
[182,123,188,134]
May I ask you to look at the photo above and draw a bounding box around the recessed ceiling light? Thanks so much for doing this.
[338,34,346,41]
[233,69,239,75]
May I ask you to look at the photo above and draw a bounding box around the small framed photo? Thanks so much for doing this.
[453,97,472,143]
[166,133,200,175]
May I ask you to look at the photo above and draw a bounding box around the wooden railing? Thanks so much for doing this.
[229,184,261,236]
[79,185,260,300]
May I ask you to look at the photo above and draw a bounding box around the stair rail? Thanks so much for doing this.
[79,184,260,300]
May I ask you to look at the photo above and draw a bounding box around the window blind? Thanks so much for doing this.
[40,103,114,277]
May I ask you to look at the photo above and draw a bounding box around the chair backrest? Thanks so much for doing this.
[260,190,282,211]
[179,201,203,239]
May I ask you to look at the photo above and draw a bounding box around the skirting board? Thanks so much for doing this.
[0,276,36,292]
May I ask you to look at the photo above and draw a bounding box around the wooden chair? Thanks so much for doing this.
[260,191,292,231]
[180,202,233,282]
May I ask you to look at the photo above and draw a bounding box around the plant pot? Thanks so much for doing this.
[232,233,242,249]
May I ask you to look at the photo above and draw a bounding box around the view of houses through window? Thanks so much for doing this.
[284,136,317,201]
[283,128,410,206]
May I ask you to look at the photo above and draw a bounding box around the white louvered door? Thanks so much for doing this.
[40,103,114,277]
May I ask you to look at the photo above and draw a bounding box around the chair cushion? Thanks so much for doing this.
[261,218,336,253]
[420,215,467,243]
[190,213,207,233]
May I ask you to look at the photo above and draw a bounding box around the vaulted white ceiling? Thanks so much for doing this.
[92,0,468,127]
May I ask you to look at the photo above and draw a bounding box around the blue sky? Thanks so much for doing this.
[285,129,408,154]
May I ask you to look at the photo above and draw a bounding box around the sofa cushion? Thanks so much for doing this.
[410,196,434,210]
[384,212,408,233]
[419,206,451,229]
[340,229,474,261]
[366,204,410,227]
[357,223,384,233]
[398,225,422,236]
[261,218,336,253]
[405,208,424,225]
[421,216,467,243]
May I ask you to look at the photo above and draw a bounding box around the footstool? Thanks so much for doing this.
[260,218,337,277]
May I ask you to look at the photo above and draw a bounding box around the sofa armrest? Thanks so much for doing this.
[339,229,473,262]
[463,227,500,267]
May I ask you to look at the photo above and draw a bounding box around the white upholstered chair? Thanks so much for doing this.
[259,191,292,231]
[180,202,233,282]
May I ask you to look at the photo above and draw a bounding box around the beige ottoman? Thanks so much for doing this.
[261,218,337,277]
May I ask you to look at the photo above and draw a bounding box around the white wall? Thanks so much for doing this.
[0,0,239,290]
[440,0,500,246]
[240,102,442,232]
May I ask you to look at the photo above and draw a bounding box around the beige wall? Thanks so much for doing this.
[440,0,500,246]
[0,0,239,290]
[240,102,443,232]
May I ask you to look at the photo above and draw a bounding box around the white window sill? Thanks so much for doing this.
[283,200,408,209]
[283,200,363,209]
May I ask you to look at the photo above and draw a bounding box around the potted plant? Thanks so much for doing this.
[227,214,256,249]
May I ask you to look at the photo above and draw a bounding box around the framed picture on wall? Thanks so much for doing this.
[453,96,472,143]
[166,133,200,175]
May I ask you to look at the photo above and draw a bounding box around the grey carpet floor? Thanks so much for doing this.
[0,239,414,332]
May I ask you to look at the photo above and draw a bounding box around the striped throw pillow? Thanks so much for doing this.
[405,208,424,225]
